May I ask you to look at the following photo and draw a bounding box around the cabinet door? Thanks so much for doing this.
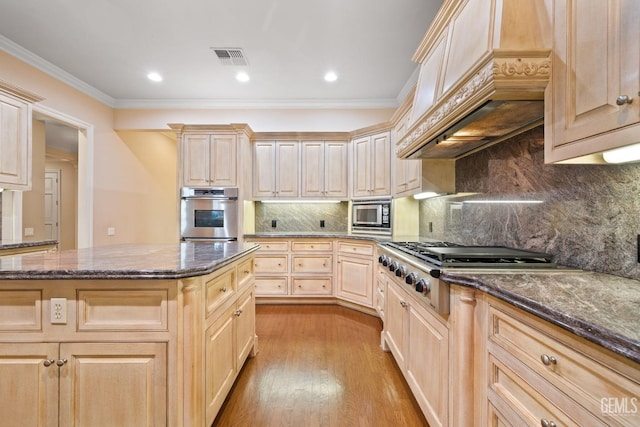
[0,343,58,427]
[371,132,391,197]
[205,305,236,423]
[406,302,449,427]
[59,342,167,427]
[300,141,325,197]
[183,134,211,187]
[0,92,31,189]
[324,141,348,198]
[384,280,407,369]
[336,255,374,307]
[253,141,276,198]
[209,134,237,187]
[549,0,640,156]
[352,136,371,198]
[276,141,299,197]
[235,287,256,367]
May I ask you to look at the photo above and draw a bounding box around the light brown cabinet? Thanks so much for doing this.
[335,240,375,307]
[481,295,640,426]
[253,141,299,198]
[182,133,237,187]
[0,82,42,190]
[300,140,349,199]
[352,130,392,199]
[545,0,640,163]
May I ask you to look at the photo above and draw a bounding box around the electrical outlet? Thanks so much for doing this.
[271,220,277,228]
[320,220,325,228]
[107,227,116,236]
[637,235,640,263]
[51,298,67,324]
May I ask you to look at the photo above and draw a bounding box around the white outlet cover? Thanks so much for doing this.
[24,227,34,236]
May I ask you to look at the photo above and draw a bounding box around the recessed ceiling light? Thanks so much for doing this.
[236,72,250,82]
[324,71,338,82]
[147,72,162,82]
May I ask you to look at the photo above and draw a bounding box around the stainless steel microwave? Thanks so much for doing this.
[352,200,392,235]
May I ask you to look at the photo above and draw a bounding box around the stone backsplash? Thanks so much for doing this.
[255,202,349,233]
[419,125,640,280]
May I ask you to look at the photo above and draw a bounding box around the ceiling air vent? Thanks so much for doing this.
[211,48,249,66]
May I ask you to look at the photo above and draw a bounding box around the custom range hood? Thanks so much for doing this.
[396,0,552,160]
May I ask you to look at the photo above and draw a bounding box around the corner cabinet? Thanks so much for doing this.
[351,129,392,199]
[335,240,375,308]
[0,81,43,190]
[545,0,640,163]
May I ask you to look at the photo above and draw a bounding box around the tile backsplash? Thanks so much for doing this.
[255,202,349,233]
[419,125,640,280]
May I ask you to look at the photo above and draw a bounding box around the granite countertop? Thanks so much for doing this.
[245,232,392,242]
[442,270,640,363]
[0,239,58,250]
[0,242,259,280]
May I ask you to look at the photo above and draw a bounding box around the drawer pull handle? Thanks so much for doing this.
[43,359,55,367]
[540,354,557,366]
[220,287,227,293]
[540,419,557,427]
[244,270,250,274]
[56,359,68,367]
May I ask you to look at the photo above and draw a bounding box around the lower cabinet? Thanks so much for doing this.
[381,268,449,427]
[0,341,167,427]
[480,294,640,427]
[335,240,375,308]
[205,286,255,423]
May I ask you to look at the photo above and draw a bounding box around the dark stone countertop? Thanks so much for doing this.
[0,239,58,250]
[0,242,259,280]
[244,232,391,242]
[442,270,640,364]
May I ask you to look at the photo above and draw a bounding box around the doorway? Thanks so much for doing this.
[44,169,60,241]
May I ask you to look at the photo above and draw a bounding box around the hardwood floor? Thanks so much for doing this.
[212,304,428,427]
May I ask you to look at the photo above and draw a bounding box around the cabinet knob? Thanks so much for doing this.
[616,95,633,105]
[43,359,55,367]
[220,287,227,293]
[540,419,557,427]
[244,270,250,274]
[400,301,408,308]
[540,354,557,366]
[56,359,68,367]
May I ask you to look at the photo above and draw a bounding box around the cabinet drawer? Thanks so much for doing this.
[291,255,332,273]
[291,241,333,252]
[253,255,288,274]
[237,258,254,290]
[78,289,169,331]
[489,305,640,423]
[0,290,42,331]
[337,241,374,256]
[255,277,288,295]
[252,241,289,252]
[205,267,236,317]
[292,277,332,295]
[489,355,603,427]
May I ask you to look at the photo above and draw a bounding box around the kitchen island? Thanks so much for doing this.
[0,242,259,427]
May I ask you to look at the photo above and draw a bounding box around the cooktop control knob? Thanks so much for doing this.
[378,255,385,264]
[388,261,398,272]
[395,265,407,278]
[405,272,418,285]
[416,278,431,294]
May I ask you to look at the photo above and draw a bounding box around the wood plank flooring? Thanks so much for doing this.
[212,304,428,427]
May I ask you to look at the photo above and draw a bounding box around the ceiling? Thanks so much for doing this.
[0,0,442,109]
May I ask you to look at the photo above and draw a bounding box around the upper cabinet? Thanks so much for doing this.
[397,0,552,160]
[352,129,392,199]
[173,124,251,189]
[300,140,349,199]
[0,81,43,190]
[544,0,640,163]
[252,140,299,199]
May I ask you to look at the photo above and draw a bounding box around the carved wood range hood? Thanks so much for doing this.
[397,0,552,160]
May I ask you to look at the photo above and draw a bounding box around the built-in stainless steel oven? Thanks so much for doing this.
[352,199,392,235]
[180,187,238,241]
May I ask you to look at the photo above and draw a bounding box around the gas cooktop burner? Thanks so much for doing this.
[384,241,555,269]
